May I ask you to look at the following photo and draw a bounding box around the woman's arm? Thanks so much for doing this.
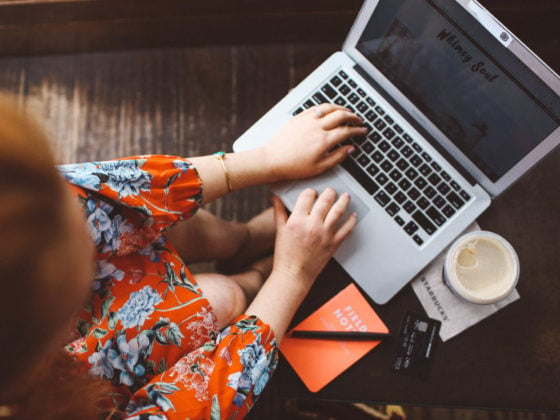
[189,104,365,204]
[245,189,358,342]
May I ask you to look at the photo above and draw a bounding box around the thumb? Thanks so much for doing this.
[272,195,288,229]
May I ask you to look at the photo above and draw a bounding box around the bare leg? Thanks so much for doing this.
[194,256,273,329]
[166,207,275,269]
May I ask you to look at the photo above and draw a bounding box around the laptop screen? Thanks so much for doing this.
[356,0,560,182]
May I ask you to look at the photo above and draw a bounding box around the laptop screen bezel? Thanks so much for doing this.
[342,0,560,197]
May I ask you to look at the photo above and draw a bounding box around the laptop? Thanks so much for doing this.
[233,0,560,304]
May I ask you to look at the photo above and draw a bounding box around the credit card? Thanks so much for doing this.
[392,311,441,379]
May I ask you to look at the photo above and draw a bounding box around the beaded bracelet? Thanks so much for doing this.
[213,151,232,193]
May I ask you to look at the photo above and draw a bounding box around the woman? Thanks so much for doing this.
[0,96,366,419]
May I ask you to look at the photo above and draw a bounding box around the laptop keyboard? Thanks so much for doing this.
[293,69,472,246]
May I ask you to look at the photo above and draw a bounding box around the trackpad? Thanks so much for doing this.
[283,173,370,222]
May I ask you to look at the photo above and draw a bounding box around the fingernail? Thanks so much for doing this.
[352,212,358,218]
[343,192,351,199]
[347,146,356,155]
[360,126,368,132]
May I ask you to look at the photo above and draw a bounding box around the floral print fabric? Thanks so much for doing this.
[60,155,278,419]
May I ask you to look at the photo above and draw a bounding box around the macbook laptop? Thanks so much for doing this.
[233,0,560,304]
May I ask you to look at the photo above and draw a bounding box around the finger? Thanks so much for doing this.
[305,103,349,119]
[333,212,359,244]
[310,188,337,221]
[327,125,369,147]
[292,188,317,215]
[320,109,363,130]
[272,195,288,228]
[324,191,352,229]
[319,145,355,170]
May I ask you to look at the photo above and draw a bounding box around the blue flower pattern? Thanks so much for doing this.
[118,286,163,329]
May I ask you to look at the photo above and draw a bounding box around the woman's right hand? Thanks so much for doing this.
[271,188,358,287]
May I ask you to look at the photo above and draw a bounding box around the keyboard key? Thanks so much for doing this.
[431,161,442,172]
[428,173,442,186]
[424,186,436,199]
[348,93,360,104]
[374,190,391,207]
[386,202,400,216]
[407,187,420,200]
[401,146,413,158]
[394,124,404,134]
[412,210,437,235]
[396,158,409,171]
[404,200,416,214]
[383,127,396,140]
[419,163,432,176]
[441,171,451,182]
[412,143,422,153]
[374,106,385,115]
[426,206,446,226]
[353,135,367,145]
[374,119,387,131]
[405,168,418,180]
[417,196,430,210]
[437,183,451,195]
[357,101,368,113]
[460,190,471,201]
[403,133,413,143]
[303,99,315,108]
[293,107,304,115]
[348,79,358,89]
[372,151,384,163]
[414,177,427,190]
[394,192,407,204]
[412,235,424,245]
[341,159,379,195]
[375,173,389,185]
[350,147,361,158]
[389,169,403,182]
[362,141,375,154]
[339,70,349,79]
[358,154,370,167]
[398,178,412,191]
[366,163,380,177]
[321,84,337,99]
[340,84,351,96]
[433,195,446,208]
[442,204,456,218]
[392,137,404,149]
[404,221,419,235]
[385,182,397,195]
[379,140,391,153]
[365,110,377,122]
[447,191,465,209]
[410,155,423,167]
[312,92,329,104]
[451,181,461,191]
[421,152,432,162]
[384,115,394,125]
[395,215,405,226]
[334,96,347,106]
[381,160,393,172]
[387,149,400,162]
[330,76,342,86]
[366,97,376,107]
[370,132,382,143]
[357,88,367,97]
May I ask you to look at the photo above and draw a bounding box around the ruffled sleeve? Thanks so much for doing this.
[58,155,203,258]
[124,316,279,420]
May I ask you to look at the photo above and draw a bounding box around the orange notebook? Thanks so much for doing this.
[280,283,388,392]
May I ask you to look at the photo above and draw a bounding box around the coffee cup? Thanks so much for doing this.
[443,231,519,304]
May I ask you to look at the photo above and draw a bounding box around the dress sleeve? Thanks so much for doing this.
[124,316,279,420]
[59,155,203,258]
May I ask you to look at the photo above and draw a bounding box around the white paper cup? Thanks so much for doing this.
[443,231,519,304]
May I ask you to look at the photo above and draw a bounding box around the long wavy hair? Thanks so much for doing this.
[0,96,111,419]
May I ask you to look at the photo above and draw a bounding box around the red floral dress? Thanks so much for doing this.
[59,155,278,419]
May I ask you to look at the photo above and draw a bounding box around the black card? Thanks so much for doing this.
[392,311,441,379]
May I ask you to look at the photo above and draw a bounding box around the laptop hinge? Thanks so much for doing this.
[353,64,478,186]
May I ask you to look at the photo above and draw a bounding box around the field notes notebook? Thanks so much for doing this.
[280,284,388,392]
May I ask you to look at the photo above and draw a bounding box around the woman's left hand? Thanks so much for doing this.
[261,104,367,182]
